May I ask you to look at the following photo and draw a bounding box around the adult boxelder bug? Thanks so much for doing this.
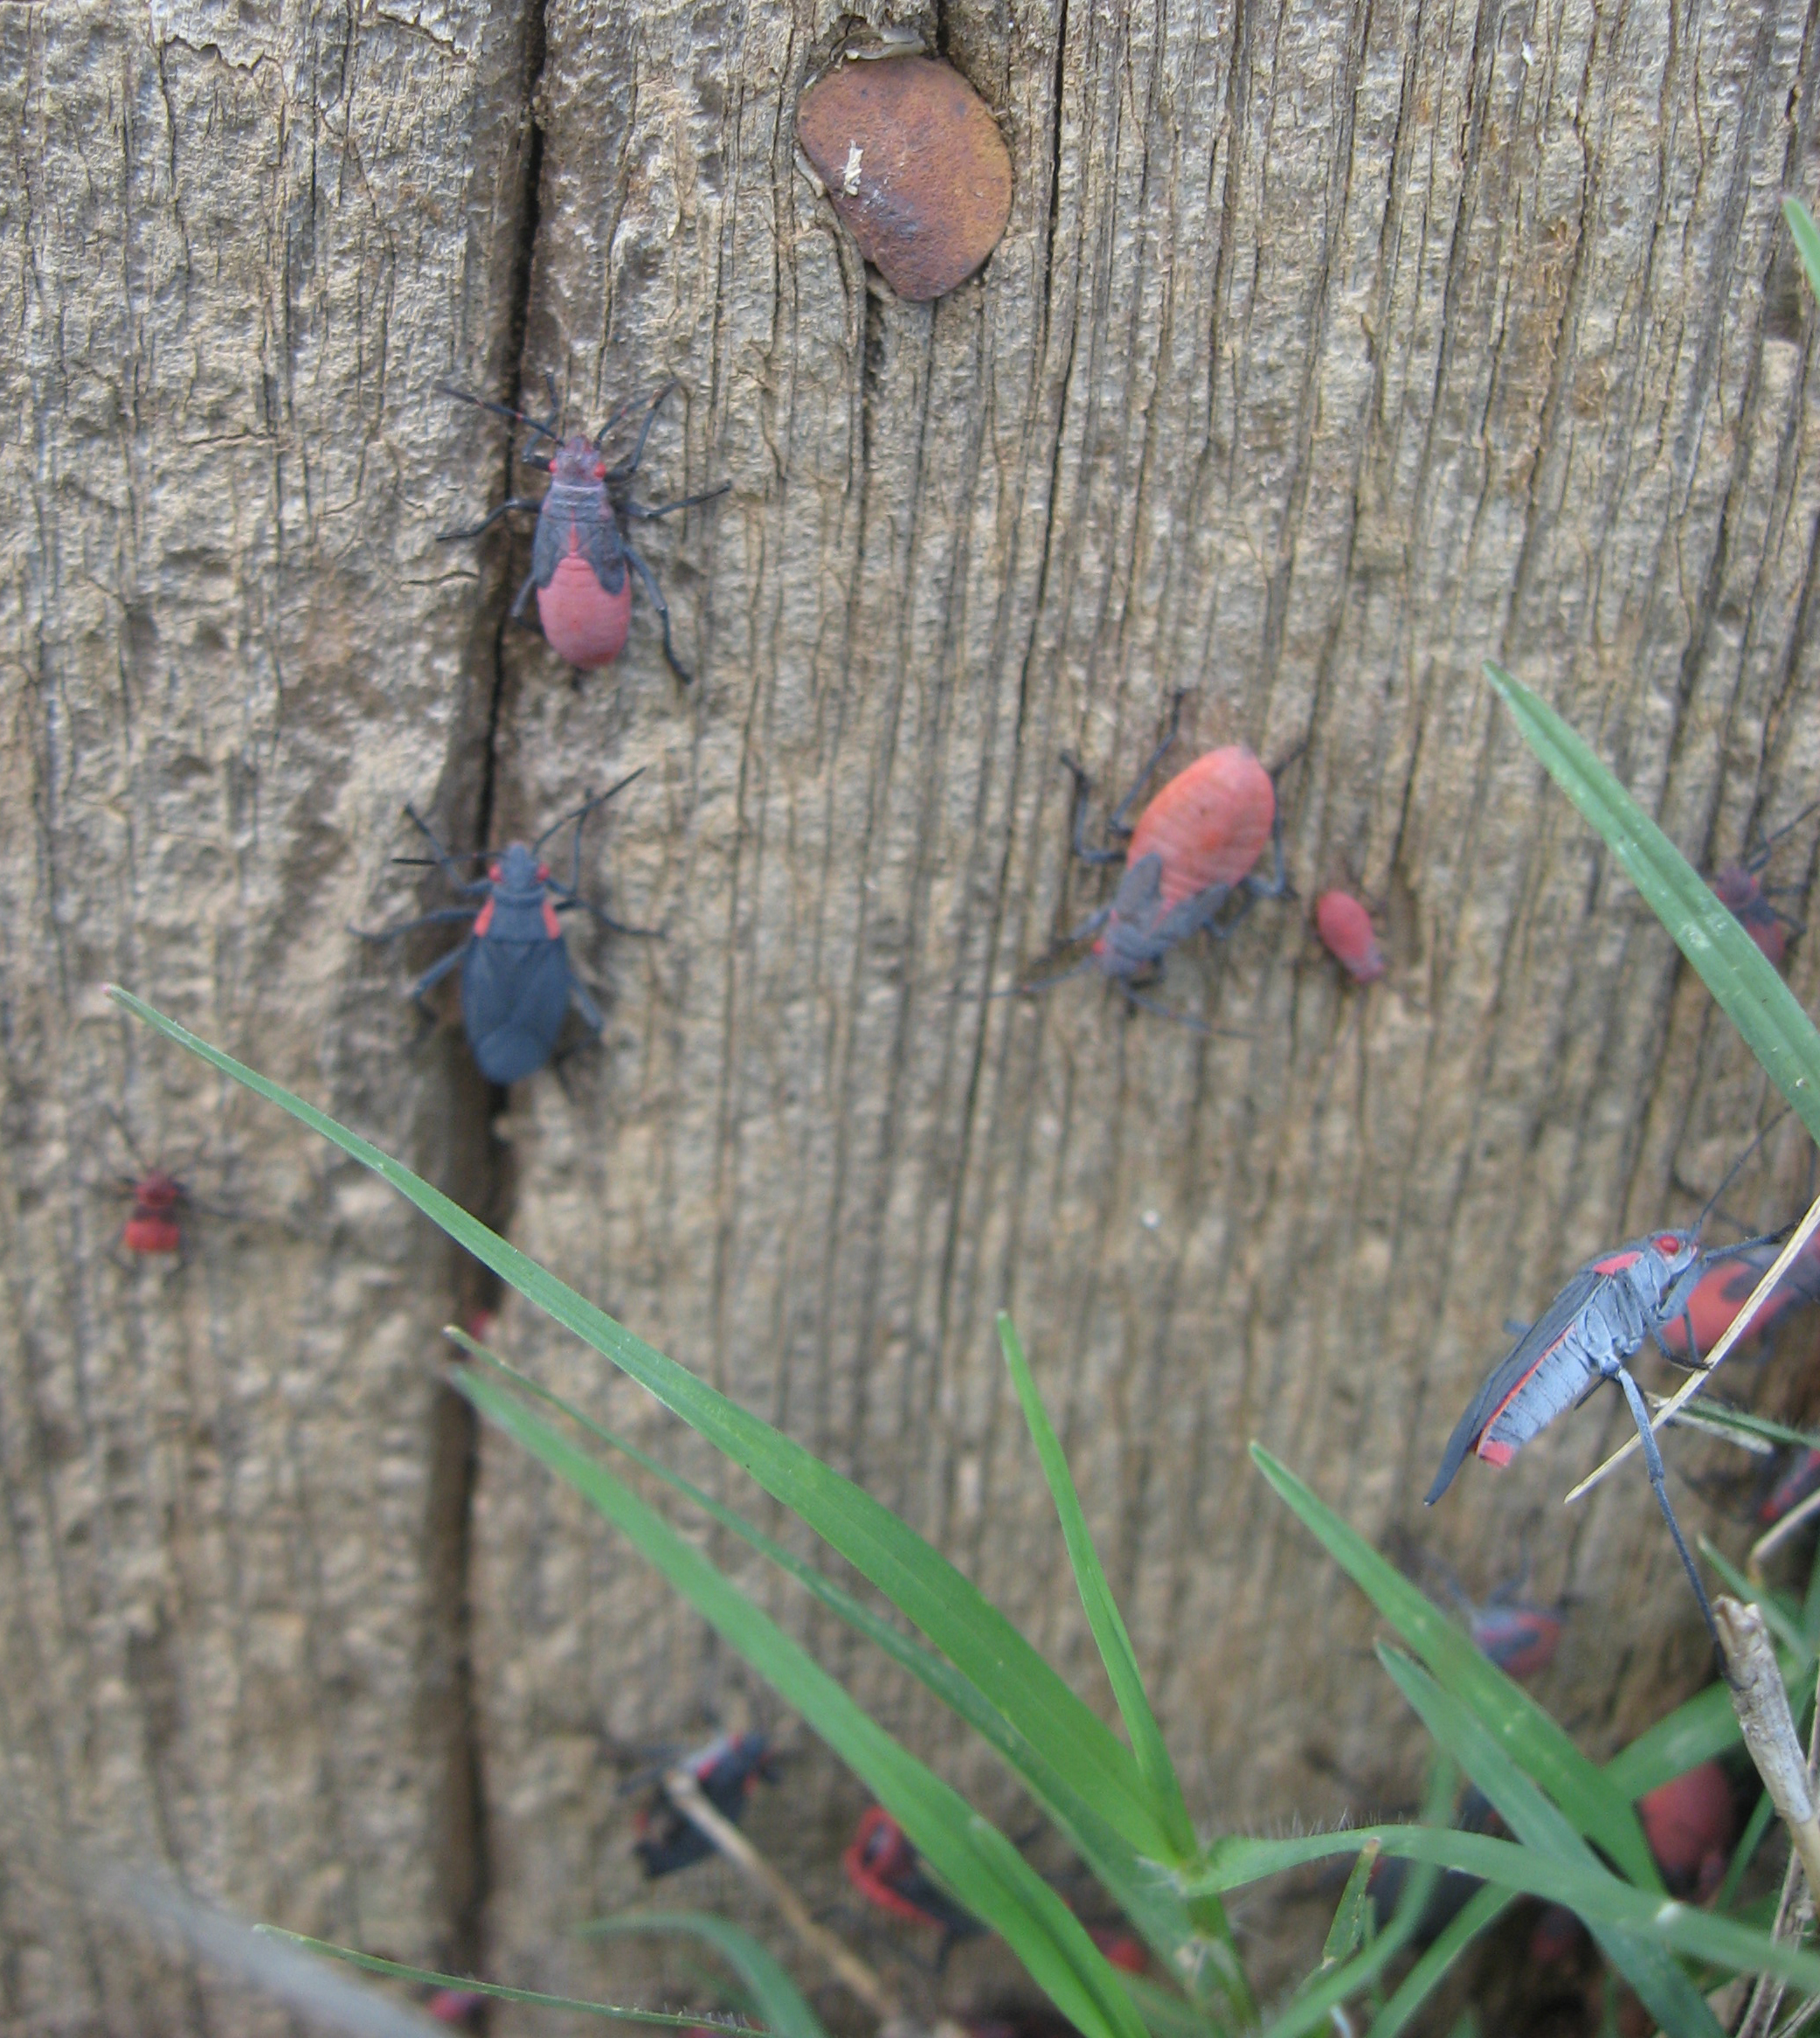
[842,1806,982,1961]
[1425,1144,1788,1646]
[1655,1230,1820,1364]
[1707,797,1820,964]
[1314,890,1385,983]
[633,1731,777,1878]
[355,776,655,1085]
[440,378,727,683]
[1009,698,1291,1027]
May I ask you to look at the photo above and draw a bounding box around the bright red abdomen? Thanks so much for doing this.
[537,551,632,669]
[124,1215,182,1255]
[1126,747,1275,909]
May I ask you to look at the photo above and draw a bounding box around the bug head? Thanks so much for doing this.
[135,1168,187,1211]
[490,842,546,893]
[550,435,610,485]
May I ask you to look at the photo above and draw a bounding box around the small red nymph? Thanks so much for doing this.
[122,1168,186,1257]
[1315,891,1385,982]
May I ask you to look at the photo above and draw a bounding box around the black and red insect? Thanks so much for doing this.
[1007,697,1293,1028]
[842,1806,982,1962]
[1426,1150,1787,1645]
[439,378,726,683]
[1707,798,1820,965]
[633,1731,778,1877]
[355,777,654,1085]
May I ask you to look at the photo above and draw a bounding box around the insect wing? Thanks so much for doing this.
[1425,1268,1606,1503]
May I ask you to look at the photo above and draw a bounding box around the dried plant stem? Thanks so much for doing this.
[1730,1636,1820,2038]
[662,1767,902,2021]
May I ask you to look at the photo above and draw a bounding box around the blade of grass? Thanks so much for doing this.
[578,1914,826,2038]
[108,989,1166,1862]
[456,1364,1151,2038]
[1482,664,1820,1144]
[1607,1658,1810,1796]
[1186,1825,1820,1993]
[998,1315,1195,1854]
[1250,1445,1660,1887]
[255,1931,744,2028]
[1375,1646,1723,2038]
[1784,198,1820,307]
[457,1338,1237,2017]
[1319,1845,1379,1968]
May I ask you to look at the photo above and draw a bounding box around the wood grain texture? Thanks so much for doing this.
[6,0,1820,2024]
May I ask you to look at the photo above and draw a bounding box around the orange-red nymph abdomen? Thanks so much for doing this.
[1125,746,1276,908]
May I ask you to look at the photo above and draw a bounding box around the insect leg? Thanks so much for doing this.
[1062,902,1113,943]
[1058,754,1125,864]
[570,981,606,1036]
[1105,691,1188,837]
[1612,1363,1723,1651]
[605,378,681,476]
[623,483,732,521]
[437,497,543,543]
[404,939,471,1025]
[622,544,694,683]
[400,805,484,888]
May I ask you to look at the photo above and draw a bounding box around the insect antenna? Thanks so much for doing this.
[1692,1108,1791,1239]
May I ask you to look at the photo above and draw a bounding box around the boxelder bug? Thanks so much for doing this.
[1007,698,1292,1028]
[1759,1445,1820,1528]
[1655,1230,1820,1364]
[1444,1570,1563,1681]
[121,1166,188,1258]
[842,1806,982,1961]
[1637,1759,1737,1899]
[354,776,655,1085]
[1314,891,1385,983]
[439,378,727,683]
[634,1731,776,1878]
[1707,797,1820,964]
[1425,1134,1789,1648]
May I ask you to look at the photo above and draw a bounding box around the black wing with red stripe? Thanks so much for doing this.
[1424,1265,1607,1504]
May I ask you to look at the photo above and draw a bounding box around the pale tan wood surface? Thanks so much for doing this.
[4,0,1820,2027]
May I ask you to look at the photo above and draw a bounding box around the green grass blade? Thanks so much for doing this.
[1661,1404,1817,1453]
[1249,1445,1660,1887]
[1365,1887,1509,2038]
[1187,1825,1820,1993]
[1119,1974,1215,2038]
[107,989,1162,1861]
[1784,198,1820,307]
[998,1315,1195,1855]
[1715,1786,1775,1914]
[1318,1845,1378,1967]
[577,1914,825,2038]
[255,1931,741,2028]
[1483,664,1820,1145]
[1605,1656,1809,1795]
[457,1341,1238,2017]
[1376,1647,1723,2038]
[456,1365,1151,2038]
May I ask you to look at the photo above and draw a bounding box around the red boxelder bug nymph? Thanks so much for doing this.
[633,1731,776,1877]
[1757,1445,1820,1528]
[1637,1760,1737,1899]
[842,1806,982,1959]
[1448,1574,1563,1681]
[439,378,728,683]
[1707,796,1820,964]
[354,775,656,1085]
[1007,698,1292,1028]
[122,1167,187,1257]
[1425,1142,1788,1646]
[1314,890,1385,983]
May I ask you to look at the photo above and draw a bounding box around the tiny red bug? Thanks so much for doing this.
[1707,797,1819,964]
[439,378,726,683]
[1446,1572,1564,1681]
[1637,1760,1736,1899]
[121,1166,188,1257]
[1006,698,1293,1027]
[1314,890,1385,982]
